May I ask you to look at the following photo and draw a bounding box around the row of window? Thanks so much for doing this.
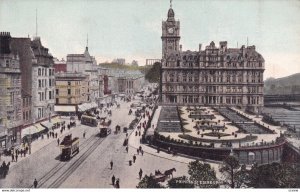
[67,81,82,86]
[23,110,31,121]
[38,90,55,101]
[22,97,31,107]
[165,75,262,83]
[1,59,19,68]
[37,106,52,119]
[165,85,261,93]
[166,95,261,105]
[165,61,263,68]
[165,70,263,76]
[37,68,55,76]
[38,79,55,88]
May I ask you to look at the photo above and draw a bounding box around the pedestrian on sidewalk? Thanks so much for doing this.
[11,153,14,162]
[133,155,136,163]
[139,168,143,180]
[115,178,120,188]
[141,149,144,156]
[112,175,116,186]
[20,149,23,157]
[139,146,142,151]
[15,153,18,162]
[83,131,86,139]
[125,146,128,153]
[135,131,137,136]
[33,178,38,188]
[47,133,49,139]
[57,138,60,146]
[110,160,113,170]
[137,149,139,155]
[138,131,141,136]
[55,133,58,138]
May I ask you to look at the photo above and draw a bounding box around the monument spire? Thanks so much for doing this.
[170,0,172,8]
[86,33,88,51]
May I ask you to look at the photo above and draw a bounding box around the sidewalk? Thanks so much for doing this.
[0,116,80,169]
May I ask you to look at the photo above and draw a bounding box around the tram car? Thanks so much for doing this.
[59,134,79,161]
[81,115,98,127]
[99,127,111,137]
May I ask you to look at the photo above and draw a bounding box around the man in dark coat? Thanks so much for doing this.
[110,160,113,170]
[133,155,136,163]
[139,168,143,180]
[33,178,38,188]
[111,175,116,186]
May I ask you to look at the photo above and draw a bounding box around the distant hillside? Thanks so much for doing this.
[99,63,141,71]
[264,73,300,95]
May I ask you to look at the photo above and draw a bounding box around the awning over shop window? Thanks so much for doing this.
[21,126,39,137]
[78,102,98,112]
[54,105,76,112]
[35,124,46,132]
[40,121,54,129]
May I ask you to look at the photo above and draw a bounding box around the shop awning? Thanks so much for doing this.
[21,126,39,137]
[91,102,98,108]
[54,105,76,112]
[78,102,98,112]
[35,124,46,132]
[40,121,54,129]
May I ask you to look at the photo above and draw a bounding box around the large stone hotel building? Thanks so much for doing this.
[160,5,265,113]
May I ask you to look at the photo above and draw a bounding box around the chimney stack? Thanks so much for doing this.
[199,44,202,51]
[180,44,182,52]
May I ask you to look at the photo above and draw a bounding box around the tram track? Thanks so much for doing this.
[47,137,105,188]
[31,135,99,188]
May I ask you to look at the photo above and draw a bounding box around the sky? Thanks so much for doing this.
[0,0,300,79]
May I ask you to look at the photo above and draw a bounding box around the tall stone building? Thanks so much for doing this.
[31,37,55,122]
[160,5,265,113]
[0,32,22,148]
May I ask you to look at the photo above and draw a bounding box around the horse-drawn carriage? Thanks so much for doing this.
[151,168,176,182]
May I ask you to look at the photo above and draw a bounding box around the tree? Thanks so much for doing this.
[219,155,241,188]
[246,162,298,188]
[145,62,160,83]
[188,160,219,188]
[168,176,194,188]
[136,175,164,188]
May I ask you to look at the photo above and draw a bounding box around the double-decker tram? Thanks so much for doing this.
[59,134,79,161]
[81,115,98,127]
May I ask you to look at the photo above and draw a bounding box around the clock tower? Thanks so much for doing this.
[161,2,180,58]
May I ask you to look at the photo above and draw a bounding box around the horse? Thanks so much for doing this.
[164,168,176,178]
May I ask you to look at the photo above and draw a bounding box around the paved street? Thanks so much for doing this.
[0,95,200,188]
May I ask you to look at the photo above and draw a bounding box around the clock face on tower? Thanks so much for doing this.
[168,27,174,34]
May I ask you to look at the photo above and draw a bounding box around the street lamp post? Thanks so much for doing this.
[29,120,32,155]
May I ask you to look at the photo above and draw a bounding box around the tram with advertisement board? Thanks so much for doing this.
[59,134,79,161]
[81,115,98,127]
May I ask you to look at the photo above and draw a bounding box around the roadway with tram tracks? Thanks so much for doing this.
[0,96,195,188]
